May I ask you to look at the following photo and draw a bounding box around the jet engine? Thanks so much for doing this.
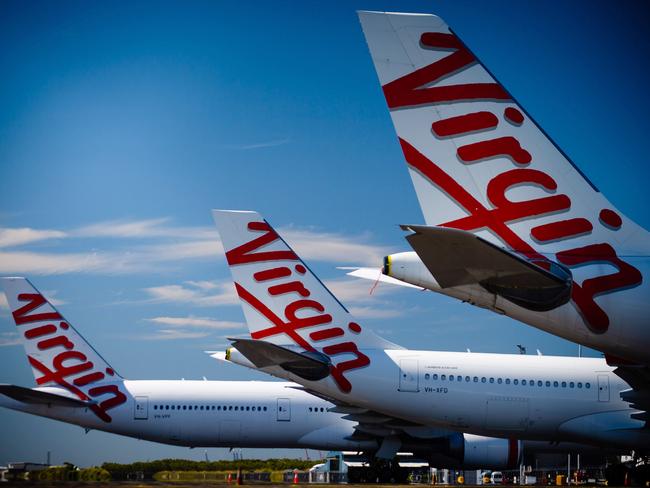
[451,433,522,469]
[407,433,522,469]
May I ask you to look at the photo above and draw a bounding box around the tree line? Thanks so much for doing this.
[101,458,321,480]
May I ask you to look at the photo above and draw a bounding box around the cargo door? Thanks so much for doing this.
[134,396,148,420]
[597,375,610,402]
[398,359,419,392]
[485,397,529,431]
[277,398,291,421]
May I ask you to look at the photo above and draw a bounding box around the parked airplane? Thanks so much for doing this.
[349,11,650,417]
[211,209,649,457]
[1,276,548,469]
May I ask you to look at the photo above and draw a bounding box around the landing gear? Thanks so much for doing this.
[347,458,408,484]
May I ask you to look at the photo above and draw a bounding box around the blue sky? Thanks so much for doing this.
[1,0,649,467]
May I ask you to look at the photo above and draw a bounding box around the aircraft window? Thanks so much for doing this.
[545,381,550,387]
[246,406,250,411]
[235,406,239,411]
[505,379,511,385]
[165,405,169,410]
[562,381,567,387]
[481,377,486,383]
[441,374,446,380]
[195,405,198,410]
[497,378,503,384]
[537,381,543,387]
[212,406,215,410]
[570,382,575,388]
[171,406,175,410]
[577,382,582,388]
[522,380,527,385]
[449,375,454,381]
[228,406,233,411]
[321,407,325,412]
[586,382,591,389]
[263,406,267,411]
[425,373,430,380]
[465,376,470,382]
[217,406,221,411]
[553,381,558,387]
[530,380,535,386]
[489,378,494,384]
[433,374,438,380]
[153,405,157,410]
[513,379,519,385]
[473,377,478,383]
[309,407,312,412]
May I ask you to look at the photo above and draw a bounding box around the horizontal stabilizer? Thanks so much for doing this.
[402,225,572,311]
[228,338,331,382]
[0,384,94,408]
[344,267,424,290]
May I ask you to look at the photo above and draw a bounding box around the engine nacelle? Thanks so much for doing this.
[383,252,442,291]
[449,434,521,469]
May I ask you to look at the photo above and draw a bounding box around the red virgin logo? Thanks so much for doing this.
[13,293,127,422]
[226,221,370,393]
[385,32,642,333]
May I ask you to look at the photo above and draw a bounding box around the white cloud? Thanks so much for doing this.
[324,278,391,304]
[184,280,220,290]
[143,240,223,261]
[145,316,243,329]
[0,228,67,248]
[142,329,213,341]
[0,294,8,310]
[348,306,403,319]
[227,138,291,150]
[75,218,171,238]
[0,250,118,275]
[0,218,388,275]
[42,290,66,307]
[281,228,388,267]
[74,218,218,241]
[142,281,238,307]
[0,332,21,347]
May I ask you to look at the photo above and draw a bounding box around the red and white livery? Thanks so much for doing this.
[213,210,650,452]
[355,11,650,367]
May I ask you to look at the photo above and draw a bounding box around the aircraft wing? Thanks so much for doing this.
[400,225,572,311]
[290,384,454,458]
[221,339,522,463]
[228,338,332,382]
[608,359,650,426]
[225,339,452,457]
[0,384,95,408]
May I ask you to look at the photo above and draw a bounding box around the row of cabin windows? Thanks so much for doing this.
[153,404,268,412]
[423,373,591,390]
[308,407,326,412]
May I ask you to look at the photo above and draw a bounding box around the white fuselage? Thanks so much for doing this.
[0,380,373,450]
[387,252,650,366]
[229,349,648,449]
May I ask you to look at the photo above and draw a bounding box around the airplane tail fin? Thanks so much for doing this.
[357,11,650,256]
[1,277,127,421]
[212,210,400,392]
